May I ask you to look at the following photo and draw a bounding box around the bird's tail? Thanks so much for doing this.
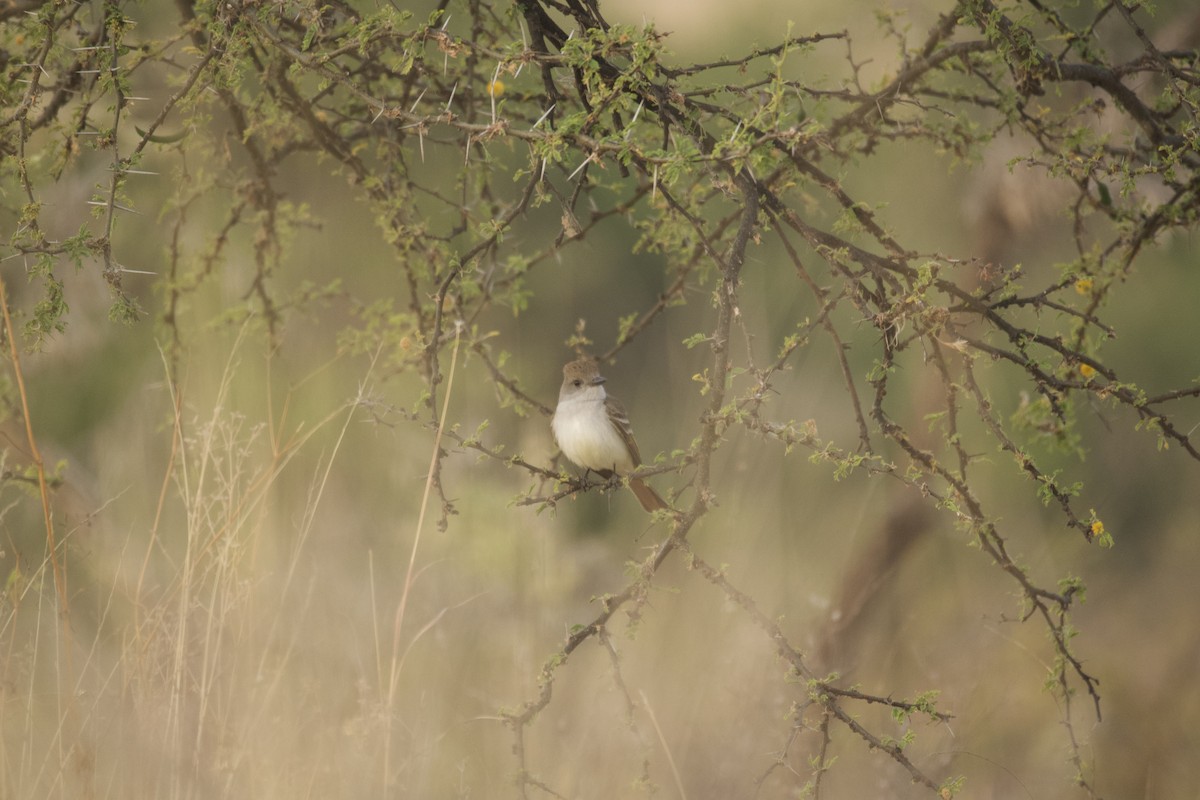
[629,477,671,513]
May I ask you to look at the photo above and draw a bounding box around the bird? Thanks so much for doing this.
[551,356,670,513]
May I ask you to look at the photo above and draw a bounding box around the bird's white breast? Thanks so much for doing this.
[552,392,635,473]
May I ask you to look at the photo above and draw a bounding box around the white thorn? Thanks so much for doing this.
[490,63,501,124]
[409,87,427,113]
[534,103,556,128]
[631,99,644,126]
[568,154,592,181]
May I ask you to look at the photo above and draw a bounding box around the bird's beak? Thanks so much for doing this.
[591,375,607,385]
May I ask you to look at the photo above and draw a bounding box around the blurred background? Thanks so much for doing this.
[1,0,1199,798]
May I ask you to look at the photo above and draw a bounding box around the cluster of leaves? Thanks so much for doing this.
[2,0,1199,796]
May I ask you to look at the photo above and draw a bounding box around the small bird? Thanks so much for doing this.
[551,356,669,513]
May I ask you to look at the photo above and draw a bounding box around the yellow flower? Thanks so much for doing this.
[1074,277,1093,294]
[487,79,505,98]
[1090,519,1104,537]
[1079,363,1096,379]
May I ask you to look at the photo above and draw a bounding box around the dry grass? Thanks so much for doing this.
[4,314,1199,799]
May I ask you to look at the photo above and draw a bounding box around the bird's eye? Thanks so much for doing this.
[572,379,582,387]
